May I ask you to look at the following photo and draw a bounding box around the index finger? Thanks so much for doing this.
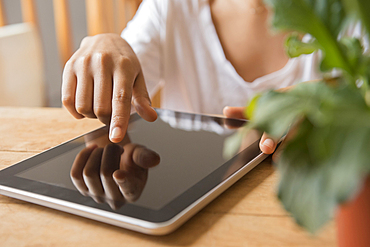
[109,70,134,143]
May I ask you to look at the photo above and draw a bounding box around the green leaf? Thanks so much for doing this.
[285,33,320,58]
[243,0,370,235]
[250,82,370,136]
[223,128,249,160]
[341,0,370,39]
[245,94,260,120]
[278,120,370,233]
[248,82,370,232]
[340,38,363,67]
[264,0,345,36]
[339,37,368,80]
[249,82,334,138]
[265,0,353,74]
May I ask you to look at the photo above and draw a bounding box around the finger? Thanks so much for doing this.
[62,62,84,119]
[222,106,247,129]
[113,169,147,202]
[132,71,157,122]
[114,143,150,202]
[223,106,246,119]
[259,133,278,154]
[223,118,246,129]
[93,55,113,125]
[105,198,126,211]
[119,143,160,168]
[100,144,125,202]
[132,146,160,168]
[70,144,98,196]
[75,68,96,118]
[109,69,133,143]
[83,147,105,202]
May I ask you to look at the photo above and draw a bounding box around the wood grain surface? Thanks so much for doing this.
[0,107,337,246]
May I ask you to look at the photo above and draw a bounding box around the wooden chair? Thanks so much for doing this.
[54,0,161,108]
[0,0,45,107]
[53,0,142,66]
[0,0,160,108]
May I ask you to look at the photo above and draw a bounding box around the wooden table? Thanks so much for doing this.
[0,107,336,246]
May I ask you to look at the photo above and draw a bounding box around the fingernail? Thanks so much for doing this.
[263,138,275,149]
[114,177,126,184]
[138,148,160,167]
[110,127,122,140]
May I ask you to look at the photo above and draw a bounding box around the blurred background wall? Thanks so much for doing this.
[2,0,88,107]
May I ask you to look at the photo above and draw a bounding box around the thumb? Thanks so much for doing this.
[132,71,157,122]
[259,133,278,154]
[223,106,247,119]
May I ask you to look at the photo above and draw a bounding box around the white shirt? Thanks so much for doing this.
[122,0,324,115]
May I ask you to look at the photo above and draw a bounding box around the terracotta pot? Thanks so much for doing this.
[337,176,370,247]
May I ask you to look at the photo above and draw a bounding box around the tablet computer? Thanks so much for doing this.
[0,109,267,235]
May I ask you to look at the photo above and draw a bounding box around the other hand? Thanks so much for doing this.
[223,106,278,154]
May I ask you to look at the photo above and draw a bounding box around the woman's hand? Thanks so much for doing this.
[223,106,278,154]
[62,33,157,143]
[70,143,160,210]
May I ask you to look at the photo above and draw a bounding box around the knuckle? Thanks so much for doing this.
[117,56,136,73]
[64,59,74,71]
[76,104,92,115]
[82,168,94,179]
[111,114,127,125]
[70,169,82,180]
[61,95,74,107]
[94,105,111,119]
[76,55,91,69]
[132,94,150,104]
[92,53,113,71]
[100,169,111,178]
[94,33,108,39]
[113,89,131,103]
[93,52,110,65]
[80,36,92,46]
[64,58,78,75]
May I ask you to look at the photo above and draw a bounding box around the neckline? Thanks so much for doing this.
[200,0,296,86]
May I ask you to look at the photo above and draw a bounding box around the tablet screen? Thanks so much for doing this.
[1,109,262,222]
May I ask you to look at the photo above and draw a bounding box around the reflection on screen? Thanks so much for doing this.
[17,110,259,211]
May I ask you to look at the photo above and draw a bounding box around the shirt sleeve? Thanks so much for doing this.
[121,0,167,98]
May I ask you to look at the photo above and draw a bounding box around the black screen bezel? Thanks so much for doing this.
[0,109,261,223]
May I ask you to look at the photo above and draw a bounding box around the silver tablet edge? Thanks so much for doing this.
[0,152,268,235]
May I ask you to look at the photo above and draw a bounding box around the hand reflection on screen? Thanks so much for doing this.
[70,142,160,210]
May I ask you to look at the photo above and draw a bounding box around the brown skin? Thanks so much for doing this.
[62,34,157,143]
[209,0,288,82]
[223,106,277,154]
[62,0,287,153]
[71,143,160,209]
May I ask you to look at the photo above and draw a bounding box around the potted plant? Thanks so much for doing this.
[227,0,370,246]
